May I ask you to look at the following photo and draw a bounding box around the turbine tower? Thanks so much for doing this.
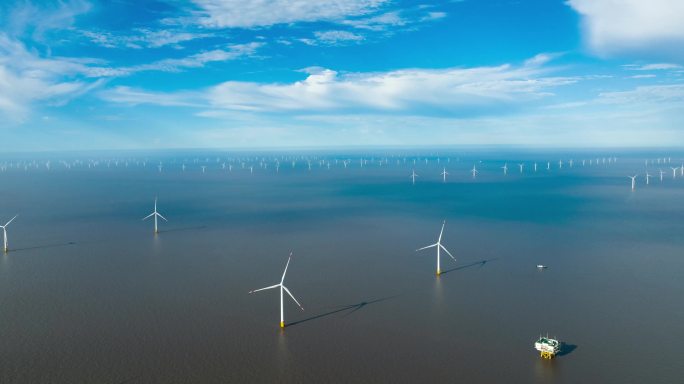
[628,175,637,191]
[249,253,304,328]
[1,215,18,253]
[440,168,449,183]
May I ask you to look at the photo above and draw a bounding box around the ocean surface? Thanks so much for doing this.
[0,149,682,383]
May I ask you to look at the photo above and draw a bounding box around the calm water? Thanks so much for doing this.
[0,149,682,383]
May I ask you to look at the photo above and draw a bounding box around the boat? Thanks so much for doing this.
[536,264,547,269]
[534,336,560,359]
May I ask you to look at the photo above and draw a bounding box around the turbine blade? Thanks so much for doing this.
[416,243,437,252]
[438,221,445,243]
[4,214,18,227]
[281,254,292,283]
[249,284,280,294]
[282,286,304,311]
[157,213,168,221]
[142,212,154,220]
[440,244,457,261]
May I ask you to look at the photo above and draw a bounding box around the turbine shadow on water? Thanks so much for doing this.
[286,295,399,327]
[9,240,110,253]
[439,258,498,275]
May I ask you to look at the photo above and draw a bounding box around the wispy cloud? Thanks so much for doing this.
[0,33,104,121]
[301,30,364,46]
[598,84,684,105]
[186,0,387,28]
[623,63,682,71]
[3,0,91,40]
[81,28,213,49]
[126,42,263,73]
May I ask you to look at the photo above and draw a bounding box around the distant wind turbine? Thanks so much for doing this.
[518,163,524,174]
[1,215,18,253]
[249,253,304,328]
[471,165,478,178]
[502,163,508,175]
[628,175,637,191]
[411,170,418,185]
[142,197,167,234]
[440,168,449,183]
[416,220,457,276]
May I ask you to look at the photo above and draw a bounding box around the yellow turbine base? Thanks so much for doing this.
[280,321,285,328]
[436,270,441,276]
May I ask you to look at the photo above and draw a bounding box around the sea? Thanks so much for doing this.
[0,148,682,383]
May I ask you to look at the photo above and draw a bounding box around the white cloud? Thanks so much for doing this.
[189,0,387,28]
[568,0,684,59]
[204,63,576,113]
[629,74,657,79]
[341,11,407,31]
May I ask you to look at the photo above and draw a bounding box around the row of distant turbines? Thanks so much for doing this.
[2,154,631,174]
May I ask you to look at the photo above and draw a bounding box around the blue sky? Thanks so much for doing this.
[1,0,683,150]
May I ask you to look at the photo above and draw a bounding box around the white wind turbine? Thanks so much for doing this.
[671,167,678,179]
[660,169,665,182]
[142,197,167,234]
[441,167,449,183]
[628,175,637,191]
[416,220,456,276]
[1,215,18,253]
[518,163,524,174]
[411,169,418,185]
[502,163,508,175]
[249,253,304,328]
[645,172,651,185]
[471,165,479,178]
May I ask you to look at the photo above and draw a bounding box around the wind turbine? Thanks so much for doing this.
[249,253,304,328]
[411,169,418,185]
[471,165,478,178]
[518,163,524,174]
[628,175,637,191]
[440,167,449,183]
[671,167,678,179]
[645,172,651,185]
[142,197,167,234]
[660,169,665,182]
[1,215,18,253]
[502,163,508,175]
[416,220,456,276]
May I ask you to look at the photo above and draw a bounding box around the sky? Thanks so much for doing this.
[0,0,683,151]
